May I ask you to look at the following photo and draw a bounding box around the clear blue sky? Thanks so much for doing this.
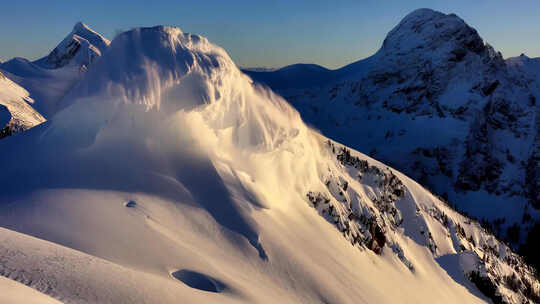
[1,0,539,69]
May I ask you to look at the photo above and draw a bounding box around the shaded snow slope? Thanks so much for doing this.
[247,8,540,250]
[0,25,538,304]
[0,105,9,128]
[0,71,45,137]
[506,54,540,85]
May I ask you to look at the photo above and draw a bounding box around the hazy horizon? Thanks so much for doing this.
[2,0,540,69]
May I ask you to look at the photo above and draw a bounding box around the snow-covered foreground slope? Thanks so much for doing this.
[0,25,538,304]
[0,274,62,304]
[247,9,540,254]
[0,22,109,120]
[0,71,45,138]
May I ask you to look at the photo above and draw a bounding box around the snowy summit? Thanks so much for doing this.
[36,21,110,69]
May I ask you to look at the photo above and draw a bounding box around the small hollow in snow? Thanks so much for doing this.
[171,269,226,293]
[124,200,137,208]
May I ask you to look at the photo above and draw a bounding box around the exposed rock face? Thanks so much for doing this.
[308,142,404,258]
[308,140,539,304]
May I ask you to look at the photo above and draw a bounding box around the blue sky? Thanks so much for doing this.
[1,0,540,69]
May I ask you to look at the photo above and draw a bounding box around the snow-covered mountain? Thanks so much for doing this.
[0,22,109,121]
[247,9,540,258]
[35,21,110,69]
[0,71,45,138]
[0,24,538,304]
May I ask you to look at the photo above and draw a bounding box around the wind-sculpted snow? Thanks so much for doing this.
[57,26,303,151]
[0,25,538,303]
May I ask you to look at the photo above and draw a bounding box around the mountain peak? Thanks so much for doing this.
[382,8,485,57]
[35,22,110,69]
[70,21,110,48]
[54,25,303,152]
[73,21,87,32]
[401,8,444,21]
[60,25,229,110]
[73,21,86,31]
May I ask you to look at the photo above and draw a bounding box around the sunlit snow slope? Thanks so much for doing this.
[0,71,45,137]
[0,26,538,304]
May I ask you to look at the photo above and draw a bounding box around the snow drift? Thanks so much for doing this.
[0,24,538,304]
